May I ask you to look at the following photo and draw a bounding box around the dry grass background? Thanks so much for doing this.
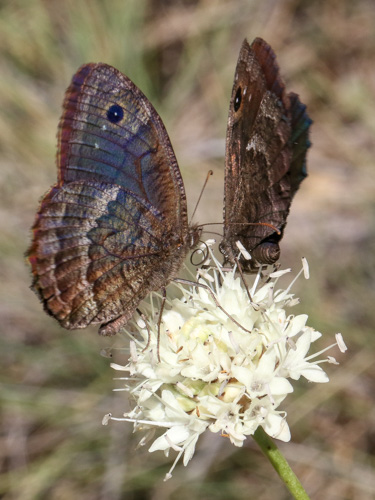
[1,0,374,498]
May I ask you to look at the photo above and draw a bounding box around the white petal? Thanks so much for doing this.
[292,330,313,360]
[256,348,277,378]
[310,328,322,342]
[269,377,294,396]
[163,310,185,331]
[269,269,291,278]
[300,364,329,383]
[149,425,190,452]
[110,363,128,371]
[253,282,273,302]
[287,314,308,337]
[138,380,163,403]
[263,414,291,442]
[182,433,200,466]
[231,365,253,390]
[162,390,186,414]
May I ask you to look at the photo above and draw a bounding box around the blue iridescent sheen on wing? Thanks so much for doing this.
[57,64,187,229]
[27,63,199,335]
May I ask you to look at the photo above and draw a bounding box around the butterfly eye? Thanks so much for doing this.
[107,104,124,123]
[234,87,242,112]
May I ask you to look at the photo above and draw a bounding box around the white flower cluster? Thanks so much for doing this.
[104,244,346,480]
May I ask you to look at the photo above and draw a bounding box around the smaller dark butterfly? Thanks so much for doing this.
[220,38,312,271]
[27,64,200,336]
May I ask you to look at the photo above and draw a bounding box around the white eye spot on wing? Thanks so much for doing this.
[246,138,256,151]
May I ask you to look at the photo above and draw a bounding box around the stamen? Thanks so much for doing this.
[336,333,347,353]
[236,240,252,260]
[302,257,310,279]
[102,413,112,425]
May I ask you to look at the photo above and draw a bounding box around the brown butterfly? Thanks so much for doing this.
[27,64,200,336]
[220,38,312,271]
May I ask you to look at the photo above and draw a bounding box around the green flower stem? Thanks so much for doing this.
[253,427,310,500]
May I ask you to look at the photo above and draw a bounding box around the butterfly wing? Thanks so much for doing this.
[27,64,191,335]
[221,38,312,269]
[288,92,312,196]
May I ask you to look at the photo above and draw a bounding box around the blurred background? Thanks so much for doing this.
[1,0,374,498]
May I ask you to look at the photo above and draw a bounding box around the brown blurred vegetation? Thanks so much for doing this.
[0,0,374,498]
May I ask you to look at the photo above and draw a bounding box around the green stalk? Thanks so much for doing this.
[253,427,310,500]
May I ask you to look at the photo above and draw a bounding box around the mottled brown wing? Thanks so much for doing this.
[221,38,312,270]
[27,64,194,335]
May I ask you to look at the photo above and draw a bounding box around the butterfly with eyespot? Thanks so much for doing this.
[27,63,201,336]
[220,38,312,271]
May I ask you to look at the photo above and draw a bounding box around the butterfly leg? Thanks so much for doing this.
[233,258,254,303]
[98,311,134,336]
[157,287,167,362]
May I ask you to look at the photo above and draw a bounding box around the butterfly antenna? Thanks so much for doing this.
[199,230,223,238]
[190,170,213,223]
[190,240,215,267]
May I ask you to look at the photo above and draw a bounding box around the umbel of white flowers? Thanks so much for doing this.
[103,241,346,481]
